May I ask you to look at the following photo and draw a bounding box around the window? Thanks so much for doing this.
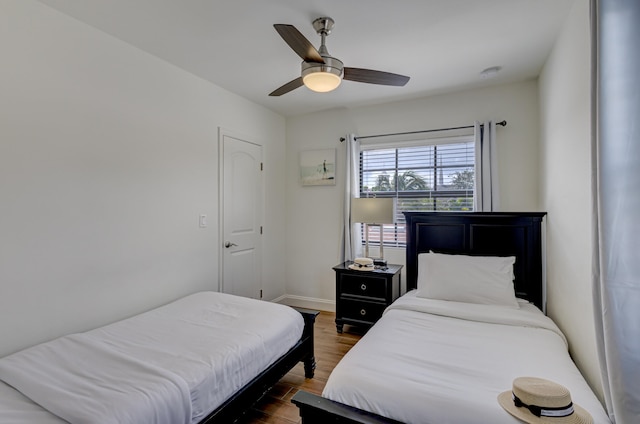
[359,137,475,247]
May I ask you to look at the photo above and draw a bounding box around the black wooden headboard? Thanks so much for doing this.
[403,212,547,310]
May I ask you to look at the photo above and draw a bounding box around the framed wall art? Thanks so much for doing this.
[299,148,336,186]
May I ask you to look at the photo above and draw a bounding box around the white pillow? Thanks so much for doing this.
[416,252,519,308]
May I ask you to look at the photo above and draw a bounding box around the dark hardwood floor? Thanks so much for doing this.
[236,311,364,424]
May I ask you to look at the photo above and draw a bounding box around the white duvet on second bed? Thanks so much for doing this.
[0,291,304,424]
[0,380,68,424]
[322,291,610,424]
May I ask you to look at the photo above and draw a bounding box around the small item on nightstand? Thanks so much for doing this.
[348,257,375,271]
[373,259,387,267]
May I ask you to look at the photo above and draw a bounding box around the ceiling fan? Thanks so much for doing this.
[269,17,410,96]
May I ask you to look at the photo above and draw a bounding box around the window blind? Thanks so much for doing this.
[359,137,475,247]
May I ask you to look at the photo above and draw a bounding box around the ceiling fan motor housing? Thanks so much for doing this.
[301,56,343,78]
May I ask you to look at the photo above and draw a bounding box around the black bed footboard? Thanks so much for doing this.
[199,308,319,423]
[296,307,320,378]
[292,391,403,424]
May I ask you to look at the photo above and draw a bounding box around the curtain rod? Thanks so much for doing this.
[339,120,507,142]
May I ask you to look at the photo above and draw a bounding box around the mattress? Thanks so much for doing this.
[0,291,304,424]
[322,291,610,424]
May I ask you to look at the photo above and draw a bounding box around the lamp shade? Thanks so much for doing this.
[351,197,396,224]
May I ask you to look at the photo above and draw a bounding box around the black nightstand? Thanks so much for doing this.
[333,261,402,333]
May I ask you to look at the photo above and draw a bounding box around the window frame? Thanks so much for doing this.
[358,134,475,248]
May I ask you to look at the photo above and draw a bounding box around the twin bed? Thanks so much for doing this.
[0,291,318,423]
[293,212,611,424]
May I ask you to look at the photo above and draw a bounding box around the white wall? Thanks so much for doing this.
[0,1,286,357]
[539,0,603,400]
[284,80,541,310]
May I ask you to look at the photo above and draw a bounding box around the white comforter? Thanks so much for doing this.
[323,291,611,424]
[0,291,304,424]
[0,381,68,424]
[0,334,191,424]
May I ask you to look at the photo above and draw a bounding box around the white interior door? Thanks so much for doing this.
[220,130,263,299]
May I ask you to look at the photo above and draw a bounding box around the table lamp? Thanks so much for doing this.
[351,197,396,265]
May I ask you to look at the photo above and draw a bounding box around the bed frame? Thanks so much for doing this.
[292,212,546,424]
[200,307,318,423]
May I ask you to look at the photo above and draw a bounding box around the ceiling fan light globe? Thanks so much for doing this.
[301,56,343,93]
[303,71,342,92]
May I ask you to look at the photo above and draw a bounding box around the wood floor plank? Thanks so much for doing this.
[236,311,363,424]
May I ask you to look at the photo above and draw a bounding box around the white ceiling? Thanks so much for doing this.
[38,0,575,117]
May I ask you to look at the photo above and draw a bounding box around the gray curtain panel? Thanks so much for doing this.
[341,134,360,262]
[592,0,640,423]
[473,121,500,211]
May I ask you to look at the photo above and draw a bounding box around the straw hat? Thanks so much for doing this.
[498,377,593,424]
[349,257,375,271]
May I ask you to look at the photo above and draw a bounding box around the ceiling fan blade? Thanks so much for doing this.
[274,24,324,63]
[343,67,410,86]
[269,77,304,96]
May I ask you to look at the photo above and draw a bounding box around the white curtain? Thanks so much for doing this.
[340,134,361,262]
[592,1,640,423]
[473,121,500,211]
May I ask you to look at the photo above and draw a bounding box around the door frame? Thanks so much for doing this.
[217,126,264,296]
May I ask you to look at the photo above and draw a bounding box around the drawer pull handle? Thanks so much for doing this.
[360,309,367,316]
[360,284,367,291]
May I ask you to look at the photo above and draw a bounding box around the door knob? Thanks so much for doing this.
[225,241,238,248]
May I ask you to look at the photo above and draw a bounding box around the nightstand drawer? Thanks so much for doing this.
[339,274,387,300]
[340,299,387,323]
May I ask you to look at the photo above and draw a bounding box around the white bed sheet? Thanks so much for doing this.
[0,381,67,424]
[323,291,610,424]
[0,291,304,424]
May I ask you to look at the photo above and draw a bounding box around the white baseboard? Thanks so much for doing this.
[276,295,335,312]
[269,294,288,304]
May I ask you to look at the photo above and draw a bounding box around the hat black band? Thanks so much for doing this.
[512,393,575,418]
